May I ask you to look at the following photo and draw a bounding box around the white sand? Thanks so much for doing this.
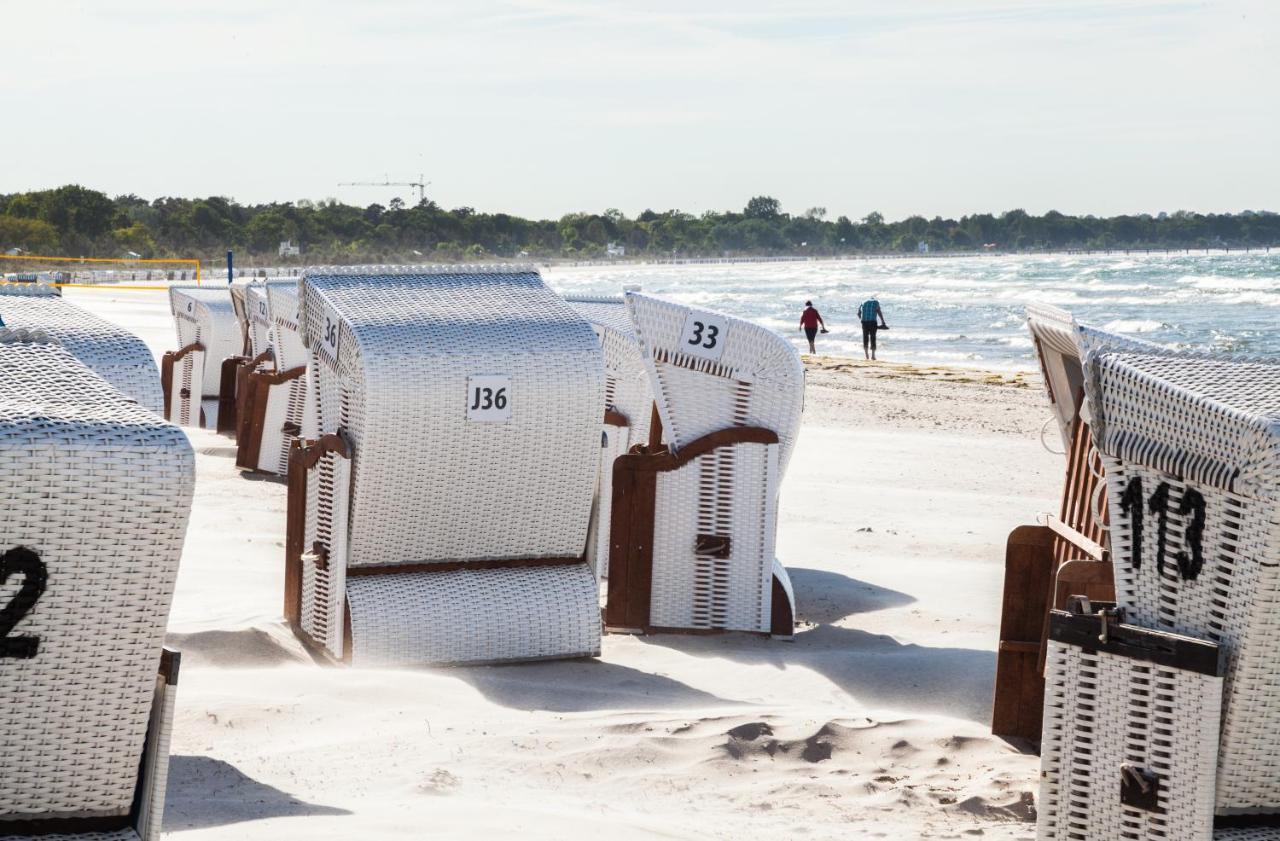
[66,288,1060,840]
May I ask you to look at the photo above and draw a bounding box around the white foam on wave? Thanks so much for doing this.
[1102,319,1165,334]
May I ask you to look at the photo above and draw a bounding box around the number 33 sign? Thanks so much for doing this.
[678,310,728,362]
[467,375,512,422]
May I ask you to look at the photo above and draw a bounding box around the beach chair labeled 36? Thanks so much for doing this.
[0,332,194,840]
[284,266,604,666]
[604,293,802,637]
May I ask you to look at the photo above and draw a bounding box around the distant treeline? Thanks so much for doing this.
[0,185,1277,262]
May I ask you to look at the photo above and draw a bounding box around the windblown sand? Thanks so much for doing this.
[68,289,1058,840]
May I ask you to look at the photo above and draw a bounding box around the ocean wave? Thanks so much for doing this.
[1102,319,1166,334]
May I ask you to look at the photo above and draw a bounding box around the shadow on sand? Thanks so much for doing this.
[165,755,350,830]
[788,566,916,624]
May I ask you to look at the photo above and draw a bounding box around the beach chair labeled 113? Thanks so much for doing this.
[603,293,801,637]
[283,266,604,666]
[0,331,194,840]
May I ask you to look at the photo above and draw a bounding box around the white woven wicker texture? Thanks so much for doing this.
[245,282,307,476]
[1037,640,1222,841]
[345,564,601,666]
[0,340,193,821]
[1082,348,1280,814]
[624,292,804,473]
[244,283,276,362]
[301,446,352,658]
[649,440,779,633]
[164,349,205,428]
[168,285,241,397]
[0,295,163,413]
[564,296,655,579]
[265,282,306,371]
[298,266,605,566]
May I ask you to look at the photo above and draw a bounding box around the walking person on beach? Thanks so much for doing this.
[799,300,827,354]
[858,296,888,360]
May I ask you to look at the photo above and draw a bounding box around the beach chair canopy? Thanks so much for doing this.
[565,294,654,442]
[0,332,192,838]
[169,285,241,396]
[0,292,163,413]
[265,281,306,371]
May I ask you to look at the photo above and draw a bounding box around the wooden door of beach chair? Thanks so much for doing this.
[0,285,163,414]
[605,293,803,637]
[236,282,307,476]
[284,266,604,666]
[992,305,1121,742]
[1081,342,1280,817]
[165,285,241,429]
[0,332,193,841]
[564,295,654,580]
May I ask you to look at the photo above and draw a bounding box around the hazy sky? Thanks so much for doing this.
[3,0,1275,220]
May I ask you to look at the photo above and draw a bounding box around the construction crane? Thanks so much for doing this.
[338,174,430,205]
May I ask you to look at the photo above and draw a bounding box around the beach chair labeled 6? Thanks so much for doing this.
[164,285,241,429]
[564,295,654,580]
[284,266,604,666]
[0,283,163,414]
[0,332,194,840]
[1080,340,1280,818]
[236,282,307,476]
[605,293,802,637]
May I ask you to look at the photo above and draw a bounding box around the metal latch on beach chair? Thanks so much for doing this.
[695,534,732,559]
[1064,595,1122,642]
[1119,764,1162,813]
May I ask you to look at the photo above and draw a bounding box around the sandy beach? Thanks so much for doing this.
[65,288,1062,840]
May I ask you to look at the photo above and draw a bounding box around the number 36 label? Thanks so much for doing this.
[467,375,511,422]
[316,298,342,361]
[678,310,728,362]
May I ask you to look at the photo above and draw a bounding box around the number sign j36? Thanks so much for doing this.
[467,375,512,422]
[678,310,727,362]
[317,298,342,362]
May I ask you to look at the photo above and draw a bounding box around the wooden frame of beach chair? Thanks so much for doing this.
[604,293,802,638]
[236,282,306,476]
[1081,340,1280,817]
[1037,601,1227,841]
[164,285,241,429]
[282,266,604,666]
[564,295,654,580]
[0,332,193,841]
[0,284,163,413]
[992,305,1120,742]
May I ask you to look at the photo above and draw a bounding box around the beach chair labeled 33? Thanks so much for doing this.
[284,266,604,666]
[1035,340,1280,840]
[163,285,243,429]
[604,293,801,637]
[0,332,194,840]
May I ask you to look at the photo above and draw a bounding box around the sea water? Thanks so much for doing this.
[545,252,1279,371]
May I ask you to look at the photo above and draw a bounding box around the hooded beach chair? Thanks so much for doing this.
[1077,338,1280,818]
[284,265,604,666]
[235,281,307,475]
[0,285,163,413]
[164,285,241,429]
[604,292,802,637]
[0,330,193,840]
[564,295,654,579]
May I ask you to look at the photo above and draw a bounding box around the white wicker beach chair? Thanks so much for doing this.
[236,282,306,475]
[0,331,193,841]
[0,287,163,413]
[605,292,802,637]
[564,295,655,579]
[284,266,604,666]
[165,285,241,428]
[1079,338,1280,816]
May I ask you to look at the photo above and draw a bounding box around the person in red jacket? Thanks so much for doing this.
[799,300,827,354]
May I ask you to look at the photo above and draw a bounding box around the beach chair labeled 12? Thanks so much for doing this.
[0,283,164,414]
[235,282,307,476]
[284,266,604,666]
[0,331,194,840]
[163,285,242,429]
[564,295,654,580]
[605,293,802,637]
[1080,338,1280,818]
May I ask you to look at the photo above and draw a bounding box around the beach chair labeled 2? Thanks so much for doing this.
[1080,341,1280,819]
[236,282,307,476]
[0,284,163,413]
[164,285,241,429]
[564,295,654,580]
[605,293,802,637]
[284,266,604,666]
[0,331,194,840]
[992,304,1127,742]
